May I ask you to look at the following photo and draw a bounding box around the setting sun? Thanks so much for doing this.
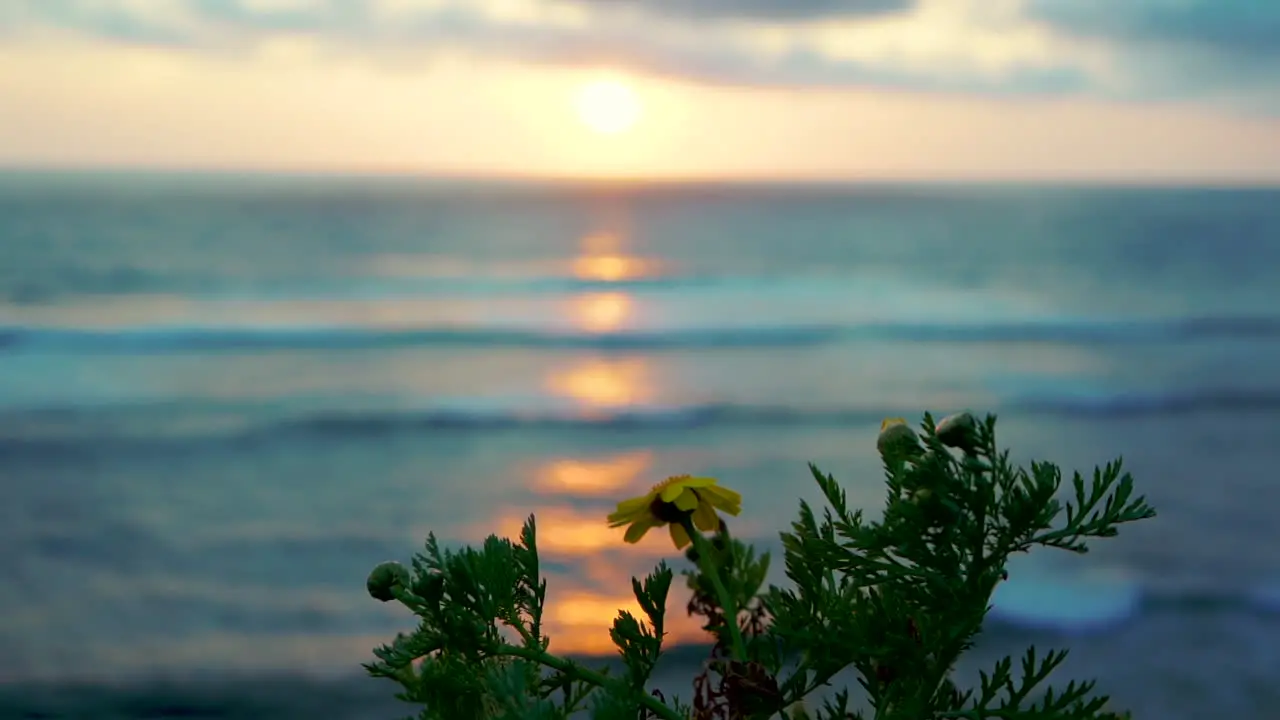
[573,77,641,135]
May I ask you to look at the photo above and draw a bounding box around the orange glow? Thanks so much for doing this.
[462,504,767,562]
[489,506,676,557]
[546,359,651,409]
[494,509,623,555]
[571,254,653,282]
[475,509,721,656]
[544,589,713,655]
[572,291,634,333]
[551,593,641,627]
[534,451,654,496]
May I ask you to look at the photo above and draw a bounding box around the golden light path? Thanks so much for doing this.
[488,498,719,655]
[572,292,634,333]
[504,227,715,655]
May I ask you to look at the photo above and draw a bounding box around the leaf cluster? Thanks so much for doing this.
[365,413,1156,720]
[754,413,1155,719]
[364,518,689,720]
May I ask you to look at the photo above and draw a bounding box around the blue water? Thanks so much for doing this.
[2,171,1280,718]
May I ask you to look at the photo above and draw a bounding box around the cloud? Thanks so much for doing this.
[2,0,1276,112]
[1028,0,1280,60]
[572,0,914,22]
[1025,0,1280,110]
[0,0,202,45]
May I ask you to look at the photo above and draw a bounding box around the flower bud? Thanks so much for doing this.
[366,560,410,603]
[935,411,978,451]
[876,417,920,458]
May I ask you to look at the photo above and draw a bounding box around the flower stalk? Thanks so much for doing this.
[680,515,748,663]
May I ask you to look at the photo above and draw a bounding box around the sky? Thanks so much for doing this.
[1,0,1278,181]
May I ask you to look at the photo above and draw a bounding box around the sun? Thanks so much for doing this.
[573,78,641,135]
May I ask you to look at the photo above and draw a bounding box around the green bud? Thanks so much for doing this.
[876,417,920,458]
[935,411,978,450]
[366,560,410,603]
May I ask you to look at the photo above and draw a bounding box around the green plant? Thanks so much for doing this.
[364,412,1155,719]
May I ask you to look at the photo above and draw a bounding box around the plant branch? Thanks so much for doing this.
[498,643,686,720]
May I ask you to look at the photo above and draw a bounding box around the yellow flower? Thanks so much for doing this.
[607,475,742,549]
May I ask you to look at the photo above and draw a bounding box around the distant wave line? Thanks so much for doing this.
[4,273,772,303]
[4,315,1280,353]
[249,389,1280,435]
[985,582,1280,635]
[3,389,1280,451]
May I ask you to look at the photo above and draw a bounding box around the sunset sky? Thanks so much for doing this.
[1,0,1278,181]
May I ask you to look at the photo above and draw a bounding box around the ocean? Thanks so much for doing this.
[1,171,1279,719]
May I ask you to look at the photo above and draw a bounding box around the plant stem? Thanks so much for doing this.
[499,643,686,720]
[683,518,748,663]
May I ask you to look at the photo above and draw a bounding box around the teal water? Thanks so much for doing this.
[2,172,1279,718]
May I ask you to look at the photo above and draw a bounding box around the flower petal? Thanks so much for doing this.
[700,485,742,515]
[623,518,660,544]
[672,488,700,512]
[658,480,684,502]
[657,481,685,502]
[607,495,655,526]
[658,476,715,501]
[669,522,692,550]
[691,498,719,531]
[614,494,653,515]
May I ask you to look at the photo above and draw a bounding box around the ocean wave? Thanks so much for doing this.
[267,404,885,436]
[3,388,1279,451]
[208,274,768,298]
[986,578,1280,635]
[2,273,764,304]
[3,314,1280,353]
[0,325,846,352]
[9,269,1008,304]
[267,389,1280,435]
[0,581,1275,720]
[1014,387,1280,416]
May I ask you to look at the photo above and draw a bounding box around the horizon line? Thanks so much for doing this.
[2,163,1279,189]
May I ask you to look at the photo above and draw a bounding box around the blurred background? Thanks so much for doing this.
[2,2,1279,719]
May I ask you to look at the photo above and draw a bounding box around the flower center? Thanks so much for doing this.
[649,494,694,523]
[647,474,702,523]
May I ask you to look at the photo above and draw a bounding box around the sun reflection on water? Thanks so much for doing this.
[494,507,630,555]
[545,589,712,655]
[479,448,722,656]
[460,230,703,656]
[571,230,659,283]
[546,358,652,409]
[573,254,644,282]
[572,291,634,333]
[534,450,653,496]
[488,506,715,655]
